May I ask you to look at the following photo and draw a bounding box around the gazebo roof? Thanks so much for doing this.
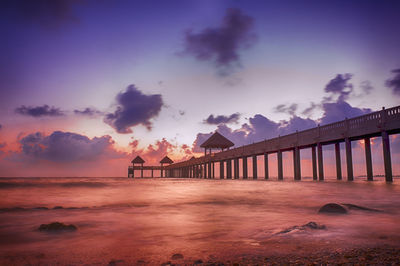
[160,156,173,164]
[131,155,145,164]
[200,132,234,149]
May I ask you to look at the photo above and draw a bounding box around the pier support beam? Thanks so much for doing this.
[311,146,317,180]
[252,155,257,179]
[234,158,239,179]
[335,143,342,180]
[293,147,301,180]
[277,150,283,180]
[345,138,353,181]
[317,143,324,181]
[227,159,232,179]
[219,161,224,179]
[364,137,373,181]
[208,162,212,179]
[243,157,248,179]
[264,153,269,180]
[382,131,393,182]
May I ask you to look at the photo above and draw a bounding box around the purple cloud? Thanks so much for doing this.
[324,73,353,101]
[204,113,240,125]
[15,105,64,117]
[274,103,298,116]
[385,69,400,96]
[19,131,122,162]
[320,101,371,125]
[74,107,103,117]
[104,85,163,134]
[183,8,257,75]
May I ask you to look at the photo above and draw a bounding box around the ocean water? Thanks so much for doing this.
[0,177,400,264]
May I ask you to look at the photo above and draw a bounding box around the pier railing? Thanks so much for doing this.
[166,105,400,169]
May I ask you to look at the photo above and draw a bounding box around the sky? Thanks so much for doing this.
[0,0,399,177]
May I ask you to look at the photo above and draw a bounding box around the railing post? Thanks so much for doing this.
[252,155,258,179]
[335,142,342,180]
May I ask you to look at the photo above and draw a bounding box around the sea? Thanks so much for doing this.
[0,177,400,265]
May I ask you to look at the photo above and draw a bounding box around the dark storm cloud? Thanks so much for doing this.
[183,8,257,74]
[274,104,298,116]
[74,107,103,117]
[15,105,64,117]
[18,131,122,162]
[0,0,81,28]
[385,69,400,96]
[204,113,240,125]
[104,85,163,134]
[324,73,353,101]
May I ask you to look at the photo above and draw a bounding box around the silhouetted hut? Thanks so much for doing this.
[200,132,234,155]
[160,156,173,177]
[131,156,145,178]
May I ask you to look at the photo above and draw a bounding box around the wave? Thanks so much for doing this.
[0,181,109,189]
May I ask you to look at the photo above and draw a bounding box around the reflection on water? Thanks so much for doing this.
[0,177,399,264]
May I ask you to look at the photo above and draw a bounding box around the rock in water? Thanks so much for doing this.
[171,253,184,260]
[318,203,347,214]
[38,222,77,232]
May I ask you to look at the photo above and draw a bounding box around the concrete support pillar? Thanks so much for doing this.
[293,147,301,180]
[242,157,248,179]
[234,158,239,179]
[382,131,393,182]
[212,162,215,179]
[219,161,224,179]
[204,163,207,179]
[208,162,212,179]
[364,137,373,181]
[345,138,353,181]
[141,164,144,178]
[277,150,283,180]
[264,153,269,180]
[227,159,232,179]
[335,143,342,180]
[252,155,258,179]
[317,143,324,181]
[311,146,317,180]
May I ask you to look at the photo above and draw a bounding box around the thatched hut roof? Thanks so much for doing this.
[131,155,145,164]
[200,132,234,149]
[160,156,173,164]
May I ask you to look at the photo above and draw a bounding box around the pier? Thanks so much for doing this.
[163,106,400,182]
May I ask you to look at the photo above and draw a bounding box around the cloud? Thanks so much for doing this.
[274,104,298,116]
[324,73,353,101]
[1,0,81,28]
[17,131,123,162]
[74,107,103,117]
[204,113,240,125]
[301,102,320,116]
[15,105,64,117]
[385,69,400,96]
[320,101,371,125]
[182,8,257,75]
[104,85,163,134]
[0,124,2,130]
